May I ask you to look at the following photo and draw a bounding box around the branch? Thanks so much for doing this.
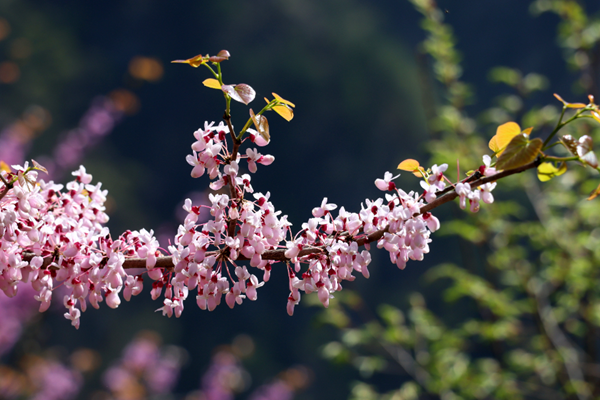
[21,159,541,271]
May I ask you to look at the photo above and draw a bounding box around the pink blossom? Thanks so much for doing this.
[375,171,400,191]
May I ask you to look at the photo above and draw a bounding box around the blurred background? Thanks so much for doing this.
[2,0,600,399]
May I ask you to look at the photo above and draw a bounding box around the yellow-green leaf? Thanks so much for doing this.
[537,162,566,182]
[496,134,543,170]
[202,78,222,90]
[489,122,521,154]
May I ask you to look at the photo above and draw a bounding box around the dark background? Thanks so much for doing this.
[1,0,599,398]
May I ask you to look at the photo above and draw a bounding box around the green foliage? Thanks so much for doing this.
[316,1,600,398]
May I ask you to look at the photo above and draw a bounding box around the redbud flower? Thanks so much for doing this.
[375,171,400,191]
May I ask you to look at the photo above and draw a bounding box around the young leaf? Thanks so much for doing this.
[31,159,48,174]
[397,159,423,177]
[272,93,295,107]
[171,54,208,68]
[537,162,566,182]
[397,159,420,171]
[208,50,230,63]
[553,93,586,108]
[560,135,578,155]
[222,84,256,105]
[250,109,270,141]
[265,93,295,121]
[496,134,543,170]
[489,122,521,154]
[203,78,222,90]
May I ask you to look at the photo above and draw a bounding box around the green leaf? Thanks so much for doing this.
[496,134,542,170]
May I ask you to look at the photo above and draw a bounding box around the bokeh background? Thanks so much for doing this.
[1,0,600,399]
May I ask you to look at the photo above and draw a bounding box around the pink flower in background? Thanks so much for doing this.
[102,332,185,397]
[0,285,39,357]
[29,359,82,400]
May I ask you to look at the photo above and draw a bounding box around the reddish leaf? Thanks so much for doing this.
[208,50,230,63]
[222,84,256,105]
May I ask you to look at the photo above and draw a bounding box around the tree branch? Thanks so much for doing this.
[22,159,541,271]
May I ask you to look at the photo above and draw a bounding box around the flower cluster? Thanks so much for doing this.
[455,155,497,212]
[0,163,157,328]
[163,121,288,316]
[0,50,508,328]
[170,121,448,317]
[0,109,501,328]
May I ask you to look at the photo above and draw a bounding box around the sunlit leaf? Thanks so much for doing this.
[250,109,269,141]
[272,92,295,107]
[537,162,566,182]
[588,182,600,200]
[397,159,420,171]
[202,78,222,90]
[265,93,295,121]
[522,127,533,135]
[171,54,208,68]
[496,134,543,170]
[272,105,293,121]
[222,84,256,105]
[489,122,521,154]
[397,159,424,177]
[592,111,600,124]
